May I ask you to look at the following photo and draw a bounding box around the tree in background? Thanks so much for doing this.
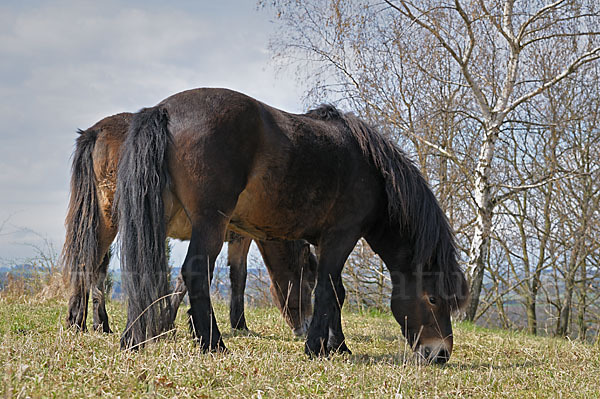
[344,239,391,311]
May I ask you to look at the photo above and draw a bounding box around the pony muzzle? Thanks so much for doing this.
[293,314,312,337]
[416,339,452,364]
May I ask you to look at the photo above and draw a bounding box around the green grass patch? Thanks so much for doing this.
[1,297,598,398]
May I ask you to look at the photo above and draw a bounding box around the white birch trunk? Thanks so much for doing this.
[463,124,499,321]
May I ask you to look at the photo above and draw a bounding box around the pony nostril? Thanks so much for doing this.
[293,317,312,337]
[434,349,450,364]
[423,346,431,359]
[418,346,450,364]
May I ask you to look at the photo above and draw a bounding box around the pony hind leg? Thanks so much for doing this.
[169,114,257,350]
[66,176,117,333]
[92,254,112,333]
[182,212,232,352]
[256,239,316,337]
[66,281,90,332]
[66,245,110,332]
[165,219,247,339]
[167,273,188,327]
[226,232,251,331]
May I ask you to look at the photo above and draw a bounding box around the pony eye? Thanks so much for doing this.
[428,296,437,305]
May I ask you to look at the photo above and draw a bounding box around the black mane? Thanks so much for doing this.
[334,110,468,310]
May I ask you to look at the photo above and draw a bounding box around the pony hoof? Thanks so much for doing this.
[197,338,228,354]
[120,341,141,351]
[93,323,113,334]
[120,332,142,351]
[205,345,228,355]
[66,319,87,333]
[329,342,352,355]
[232,325,249,333]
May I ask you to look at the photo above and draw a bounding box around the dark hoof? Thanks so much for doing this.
[120,339,140,351]
[231,328,255,338]
[120,331,143,351]
[66,317,87,333]
[196,337,228,354]
[213,344,229,355]
[329,341,352,355]
[93,323,113,334]
[232,325,249,333]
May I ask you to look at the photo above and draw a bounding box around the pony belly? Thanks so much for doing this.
[229,183,325,242]
[165,204,192,240]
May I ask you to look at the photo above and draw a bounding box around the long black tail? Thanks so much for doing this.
[116,106,172,349]
[62,129,100,304]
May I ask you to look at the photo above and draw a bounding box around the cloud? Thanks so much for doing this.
[0,0,304,264]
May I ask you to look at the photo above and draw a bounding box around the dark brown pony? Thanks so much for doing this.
[115,88,468,363]
[62,113,316,337]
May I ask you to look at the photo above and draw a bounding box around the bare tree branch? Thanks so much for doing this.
[508,46,600,112]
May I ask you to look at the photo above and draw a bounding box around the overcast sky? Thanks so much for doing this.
[0,0,305,267]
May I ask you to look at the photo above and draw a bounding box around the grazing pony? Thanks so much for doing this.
[115,88,468,363]
[62,113,317,337]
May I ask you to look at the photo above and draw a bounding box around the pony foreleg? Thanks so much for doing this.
[305,234,358,357]
[306,282,336,356]
[183,223,227,352]
[166,274,188,328]
[326,279,351,354]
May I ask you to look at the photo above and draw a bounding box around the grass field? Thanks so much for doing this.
[1,295,599,398]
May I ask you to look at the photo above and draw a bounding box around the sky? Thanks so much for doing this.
[0,0,305,268]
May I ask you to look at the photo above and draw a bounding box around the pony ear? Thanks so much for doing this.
[451,270,470,311]
[436,263,470,312]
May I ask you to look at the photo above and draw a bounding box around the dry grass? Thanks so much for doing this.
[0,271,68,303]
[1,296,599,398]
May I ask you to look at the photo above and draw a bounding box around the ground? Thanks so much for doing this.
[1,296,598,398]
